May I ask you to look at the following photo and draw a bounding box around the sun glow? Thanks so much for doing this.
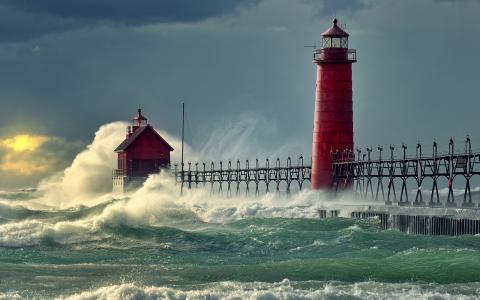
[2,134,47,152]
[0,134,51,175]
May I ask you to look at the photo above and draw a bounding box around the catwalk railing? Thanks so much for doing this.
[332,137,480,208]
[172,156,311,195]
[171,138,480,207]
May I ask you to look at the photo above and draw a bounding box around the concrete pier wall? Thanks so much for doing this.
[318,205,480,236]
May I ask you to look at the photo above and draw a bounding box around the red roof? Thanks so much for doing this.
[114,125,174,152]
[321,19,349,37]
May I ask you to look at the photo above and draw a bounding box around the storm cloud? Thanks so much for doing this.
[0,0,371,43]
[0,0,261,42]
[306,0,370,17]
[2,0,261,23]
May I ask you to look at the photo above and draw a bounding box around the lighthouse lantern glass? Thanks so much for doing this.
[133,119,147,127]
[322,37,348,49]
[322,37,331,48]
[331,37,341,48]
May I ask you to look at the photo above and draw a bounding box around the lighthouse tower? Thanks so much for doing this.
[311,19,357,190]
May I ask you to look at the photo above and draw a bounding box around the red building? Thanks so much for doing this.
[311,19,357,190]
[113,109,173,192]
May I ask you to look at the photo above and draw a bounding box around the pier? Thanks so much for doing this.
[332,137,480,208]
[173,138,480,208]
[172,156,311,195]
[172,138,480,236]
[318,206,480,236]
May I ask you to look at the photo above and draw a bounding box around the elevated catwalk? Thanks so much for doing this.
[332,138,479,208]
[173,156,311,195]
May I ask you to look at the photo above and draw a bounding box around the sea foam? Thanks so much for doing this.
[58,280,480,300]
[0,120,365,246]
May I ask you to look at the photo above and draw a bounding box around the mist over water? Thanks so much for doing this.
[1,122,480,299]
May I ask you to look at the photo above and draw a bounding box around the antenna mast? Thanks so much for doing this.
[181,102,185,196]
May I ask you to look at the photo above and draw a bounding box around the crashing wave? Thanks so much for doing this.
[57,280,480,300]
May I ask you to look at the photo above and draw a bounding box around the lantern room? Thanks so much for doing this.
[321,19,349,48]
[132,108,147,130]
[314,19,356,63]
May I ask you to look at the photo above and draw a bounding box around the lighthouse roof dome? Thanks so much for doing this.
[321,18,349,37]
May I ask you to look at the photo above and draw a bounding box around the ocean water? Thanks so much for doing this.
[1,175,480,300]
[1,122,480,300]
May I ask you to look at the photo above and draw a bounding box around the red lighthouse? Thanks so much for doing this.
[311,19,357,190]
[112,109,174,193]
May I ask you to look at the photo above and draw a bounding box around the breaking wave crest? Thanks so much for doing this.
[0,172,328,247]
[0,120,359,247]
[57,280,480,300]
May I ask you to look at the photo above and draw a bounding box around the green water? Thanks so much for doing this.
[1,197,480,299]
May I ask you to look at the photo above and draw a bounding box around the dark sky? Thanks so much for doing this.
[0,0,479,188]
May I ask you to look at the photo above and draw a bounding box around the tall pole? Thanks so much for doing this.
[180,103,185,195]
